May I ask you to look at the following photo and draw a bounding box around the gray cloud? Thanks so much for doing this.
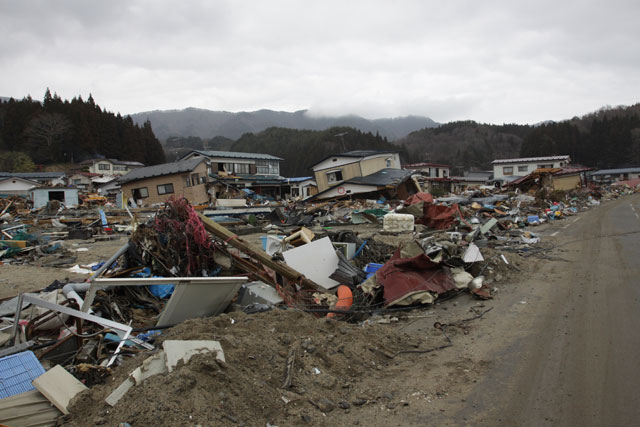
[1,0,639,124]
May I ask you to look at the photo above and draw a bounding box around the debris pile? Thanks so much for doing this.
[0,178,627,426]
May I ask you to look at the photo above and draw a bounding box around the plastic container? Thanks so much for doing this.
[0,351,45,399]
[383,213,414,232]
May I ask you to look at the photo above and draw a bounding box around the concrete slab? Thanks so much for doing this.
[32,365,87,415]
[163,340,225,372]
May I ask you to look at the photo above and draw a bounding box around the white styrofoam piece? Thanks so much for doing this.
[282,237,340,290]
[163,340,225,372]
[463,243,484,263]
[383,213,414,232]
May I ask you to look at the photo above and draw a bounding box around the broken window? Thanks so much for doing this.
[326,170,343,184]
[132,187,149,199]
[191,173,199,186]
[503,166,513,175]
[157,183,174,195]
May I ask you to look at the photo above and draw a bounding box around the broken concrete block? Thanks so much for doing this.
[163,340,225,372]
[105,351,168,407]
[32,365,88,415]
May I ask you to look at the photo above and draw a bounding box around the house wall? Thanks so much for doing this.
[31,189,79,208]
[553,174,581,191]
[89,161,115,175]
[0,179,38,195]
[360,155,397,175]
[314,162,363,193]
[121,162,209,206]
[493,159,568,181]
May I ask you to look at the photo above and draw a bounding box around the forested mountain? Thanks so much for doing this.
[0,90,165,169]
[398,122,530,172]
[130,108,437,141]
[226,126,404,177]
[397,104,640,172]
[519,105,640,168]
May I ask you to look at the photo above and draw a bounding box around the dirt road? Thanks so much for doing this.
[438,193,640,426]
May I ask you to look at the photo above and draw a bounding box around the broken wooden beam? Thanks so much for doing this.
[198,213,328,293]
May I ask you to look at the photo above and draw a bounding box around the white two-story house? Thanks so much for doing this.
[492,155,571,181]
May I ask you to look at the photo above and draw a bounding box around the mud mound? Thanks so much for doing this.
[66,309,446,426]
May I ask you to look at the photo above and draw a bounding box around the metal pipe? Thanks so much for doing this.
[88,242,131,281]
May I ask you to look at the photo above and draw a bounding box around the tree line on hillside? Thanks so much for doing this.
[0,89,165,171]
[399,104,640,172]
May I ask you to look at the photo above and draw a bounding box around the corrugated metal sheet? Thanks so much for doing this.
[376,251,456,306]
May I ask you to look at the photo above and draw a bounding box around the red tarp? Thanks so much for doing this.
[376,248,457,306]
[405,192,434,205]
[415,203,457,230]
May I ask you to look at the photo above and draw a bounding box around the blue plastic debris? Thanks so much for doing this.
[364,263,384,279]
[0,351,45,398]
[136,330,162,342]
[527,215,540,225]
[148,283,174,298]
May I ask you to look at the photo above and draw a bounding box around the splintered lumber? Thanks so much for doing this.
[198,213,328,293]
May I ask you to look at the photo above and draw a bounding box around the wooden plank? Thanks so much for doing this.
[198,213,328,293]
[32,365,87,415]
[0,240,27,248]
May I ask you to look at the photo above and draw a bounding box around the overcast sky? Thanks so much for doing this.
[1,0,639,124]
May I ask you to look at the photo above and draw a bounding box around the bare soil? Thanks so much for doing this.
[0,236,127,299]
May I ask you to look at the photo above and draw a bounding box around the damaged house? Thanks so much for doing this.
[309,150,417,200]
[180,150,285,198]
[492,155,571,185]
[119,157,210,206]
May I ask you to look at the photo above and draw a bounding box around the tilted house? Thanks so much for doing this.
[312,168,416,200]
[119,158,210,207]
[311,150,401,193]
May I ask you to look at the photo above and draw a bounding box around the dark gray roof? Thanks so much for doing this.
[109,159,145,166]
[491,155,570,165]
[118,158,204,184]
[0,171,65,179]
[347,168,414,186]
[182,150,282,161]
[590,167,640,175]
